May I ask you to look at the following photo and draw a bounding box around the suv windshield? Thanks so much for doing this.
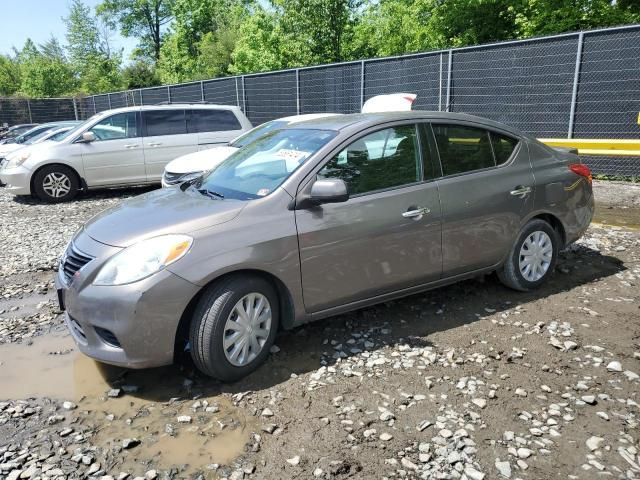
[196,128,336,200]
[230,120,288,148]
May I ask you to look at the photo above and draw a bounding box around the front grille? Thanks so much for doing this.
[61,243,93,283]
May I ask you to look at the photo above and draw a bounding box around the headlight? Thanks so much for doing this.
[93,234,193,286]
[5,151,30,168]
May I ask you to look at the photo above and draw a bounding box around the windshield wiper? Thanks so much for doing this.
[198,188,224,200]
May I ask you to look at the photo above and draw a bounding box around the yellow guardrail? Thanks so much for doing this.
[539,138,640,157]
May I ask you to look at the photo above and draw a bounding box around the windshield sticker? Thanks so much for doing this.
[275,149,311,162]
[257,188,271,196]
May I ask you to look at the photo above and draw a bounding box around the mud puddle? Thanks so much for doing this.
[593,205,640,229]
[0,332,254,473]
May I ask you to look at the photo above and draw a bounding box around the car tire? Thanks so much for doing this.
[33,165,79,203]
[498,219,560,292]
[189,275,279,381]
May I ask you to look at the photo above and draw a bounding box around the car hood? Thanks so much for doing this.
[83,187,246,248]
[0,143,22,156]
[165,146,239,174]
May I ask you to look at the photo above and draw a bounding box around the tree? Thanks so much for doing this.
[97,0,175,62]
[122,59,161,88]
[20,57,77,97]
[64,0,123,93]
[0,55,21,96]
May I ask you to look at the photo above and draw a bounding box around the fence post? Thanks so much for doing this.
[92,96,97,115]
[439,53,443,112]
[241,76,247,114]
[201,81,205,102]
[445,50,453,112]
[107,94,112,110]
[167,85,171,103]
[296,69,301,114]
[235,77,240,107]
[26,100,33,123]
[360,60,365,109]
[568,32,584,139]
[72,97,79,120]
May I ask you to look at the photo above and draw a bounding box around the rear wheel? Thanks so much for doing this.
[498,219,559,291]
[189,276,279,381]
[33,165,79,203]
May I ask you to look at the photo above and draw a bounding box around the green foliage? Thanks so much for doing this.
[20,57,78,97]
[123,60,161,88]
[97,0,176,61]
[0,56,21,96]
[64,0,124,94]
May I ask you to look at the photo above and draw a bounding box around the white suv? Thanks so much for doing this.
[0,104,252,202]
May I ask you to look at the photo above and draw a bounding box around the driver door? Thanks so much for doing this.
[295,124,443,313]
[81,111,146,186]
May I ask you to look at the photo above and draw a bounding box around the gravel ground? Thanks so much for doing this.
[1,181,639,480]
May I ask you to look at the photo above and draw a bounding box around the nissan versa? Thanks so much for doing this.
[56,111,594,381]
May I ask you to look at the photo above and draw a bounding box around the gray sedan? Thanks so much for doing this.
[55,111,594,380]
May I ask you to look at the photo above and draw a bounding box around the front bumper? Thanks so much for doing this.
[55,233,201,369]
[0,165,31,195]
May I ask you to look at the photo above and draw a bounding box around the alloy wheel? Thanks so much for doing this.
[42,172,71,198]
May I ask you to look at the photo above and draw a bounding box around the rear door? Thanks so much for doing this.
[295,123,442,313]
[142,109,198,182]
[81,111,146,186]
[187,109,245,151]
[431,122,534,276]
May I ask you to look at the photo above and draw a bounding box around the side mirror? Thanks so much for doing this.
[309,178,349,205]
[79,131,96,143]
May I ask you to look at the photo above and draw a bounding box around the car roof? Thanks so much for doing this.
[98,104,241,115]
[289,111,526,137]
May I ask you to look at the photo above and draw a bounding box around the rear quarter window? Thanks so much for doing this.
[187,109,242,133]
[491,132,519,164]
[433,124,495,175]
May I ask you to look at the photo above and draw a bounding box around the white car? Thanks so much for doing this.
[0,104,252,202]
[161,94,417,187]
[161,113,338,187]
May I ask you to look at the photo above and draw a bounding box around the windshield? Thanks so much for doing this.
[196,128,337,200]
[26,129,55,144]
[230,120,288,148]
[56,113,101,142]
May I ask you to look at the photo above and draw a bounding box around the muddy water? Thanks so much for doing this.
[0,332,254,472]
[593,205,640,230]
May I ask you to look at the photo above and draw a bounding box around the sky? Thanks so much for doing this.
[0,0,137,59]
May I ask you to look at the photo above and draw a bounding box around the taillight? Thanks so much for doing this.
[569,163,592,185]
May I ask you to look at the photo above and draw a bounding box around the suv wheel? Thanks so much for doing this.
[33,165,79,203]
[498,219,559,291]
[189,276,279,381]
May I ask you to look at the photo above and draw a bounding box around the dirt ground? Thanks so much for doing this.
[0,180,638,480]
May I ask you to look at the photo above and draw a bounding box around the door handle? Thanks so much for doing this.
[510,186,532,198]
[147,142,162,147]
[402,207,430,218]
[124,144,138,149]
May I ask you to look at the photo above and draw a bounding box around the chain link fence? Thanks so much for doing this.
[1,24,638,175]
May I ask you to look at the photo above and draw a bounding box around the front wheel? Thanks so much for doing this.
[189,276,279,381]
[498,219,560,291]
[33,165,79,203]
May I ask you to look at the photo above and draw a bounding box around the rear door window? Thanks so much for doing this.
[143,109,187,136]
[491,132,519,164]
[187,109,242,133]
[432,124,495,175]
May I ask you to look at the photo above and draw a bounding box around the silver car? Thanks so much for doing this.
[56,111,594,381]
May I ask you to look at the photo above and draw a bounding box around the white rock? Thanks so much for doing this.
[261,408,274,417]
[177,415,192,423]
[379,432,393,441]
[586,436,604,451]
[517,448,533,459]
[607,361,623,372]
[495,459,512,478]
[464,466,485,480]
[515,388,527,397]
[472,398,487,409]
[313,468,323,477]
[286,456,300,466]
